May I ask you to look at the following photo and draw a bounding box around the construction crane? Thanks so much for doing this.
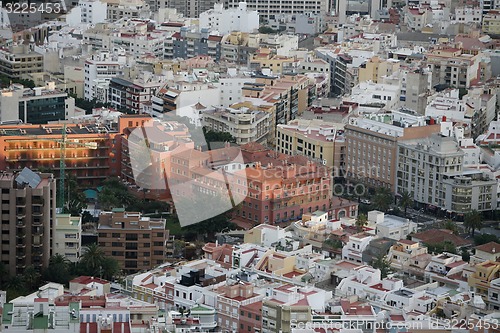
[1,124,98,208]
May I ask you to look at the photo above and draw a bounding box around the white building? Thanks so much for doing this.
[199,2,259,35]
[53,214,81,263]
[224,0,329,22]
[454,6,482,24]
[66,0,107,25]
[216,68,256,107]
[202,106,272,144]
[346,81,401,111]
[83,52,126,101]
[342,232,374,263]
[370,211,418,240]
[425,89,470,123]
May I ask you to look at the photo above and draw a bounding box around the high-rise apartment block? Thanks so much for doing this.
[97,208,168,274]
[0,168,56,275]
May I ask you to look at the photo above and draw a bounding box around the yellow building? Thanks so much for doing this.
[483,10,500,35]
[250,48,297,74]
[358,56,401,83]
[276,119,345,171]
[468,261,500,297]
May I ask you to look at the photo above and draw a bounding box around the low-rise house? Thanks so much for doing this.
[387,239,431,279]
[425,253,468,290]
[471,242,500,264]
[411,229,472,250]
[342,232,374,263]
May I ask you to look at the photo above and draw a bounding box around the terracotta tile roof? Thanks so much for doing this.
[475,241,500,254]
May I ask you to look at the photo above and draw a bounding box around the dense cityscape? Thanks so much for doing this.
[0,0,498,332]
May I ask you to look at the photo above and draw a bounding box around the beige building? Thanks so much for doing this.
[249,49,297,74]
[0,45,43,79]
[242,73,314,128]
[202,105,272,145]
[425,46,481,89]
[0,168,56,275]
[53,214,81,263]
[345,114,440,192]
[483,10,500,35]
[276,119,346,172]
[358,56,401,83]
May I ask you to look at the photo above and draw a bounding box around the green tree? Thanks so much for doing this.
[43,254,72,285]
[355,213,368,232]
[373,187,393,212]
[100,257,120,281]
[399,191,412,217]
[22,265,41,292]
[474,233,499,245]
[97,177,135,210]
[464,210,483,237]
[202,127,236,149]
[79,243,106,276]
[461,248,471,262]
[425,240,457,254]
[258,26,277,34]
[442,219,459,235]
[64,173,87,216]
[372,254,392,278]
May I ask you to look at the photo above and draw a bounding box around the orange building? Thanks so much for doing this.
[0,114,152,187]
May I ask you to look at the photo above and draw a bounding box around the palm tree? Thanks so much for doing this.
[464,210,483,236]
[399,191,412,217]
[44,254,72,285]
[442,219,459,235]
[355,213,368,232]
[80,243,105,276]
[22,265,41,291]
[373,187,393,212]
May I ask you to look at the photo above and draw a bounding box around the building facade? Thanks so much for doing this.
[97,209,168,274]
[53,214,81,263]
[0,168,56,275]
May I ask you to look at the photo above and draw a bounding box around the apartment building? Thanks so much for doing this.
[425,89,469,123]
[199,2,259,35]
[346,81,401,111]
[220,32,260,64]
[0,82,76,124]
[216,282,264,332]
[483,10,500,35]
[442,171,498,213]
[249,51,297,75]
[83,52,126,101]
[235,143,338,226]
[261,284,331,333]
[53,214,81,263]
[345,111,441,192]
[105,0,151,21]
[165,28,222,61]
[224,0,329,22]
[425,46,480,89]
[405,68,430,115]
[276,119,346,171]
[163,0,217,17]
[371,211,417,240]
[342,232,374,263]
[0,45,43,79]
[0,122,123,186]
[387,239,431,278]
[358,56,401,83]
[0,168,56,275]
[468,261,500,308]
[97,208,168,274]
[108,75,163,113]
[242,73,313,126]
[202,106,272,145]
[397,133,463,208]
